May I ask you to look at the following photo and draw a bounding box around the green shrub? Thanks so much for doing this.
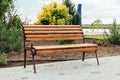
[57,40,76,45]
[104,19,120,44]
[35,1,72,25]
[0,52,7,65]
[0,28,22,53]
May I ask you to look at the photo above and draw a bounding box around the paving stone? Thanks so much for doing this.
[0,56,120,80]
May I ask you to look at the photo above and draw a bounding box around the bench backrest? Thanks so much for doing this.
[22,25,84,41]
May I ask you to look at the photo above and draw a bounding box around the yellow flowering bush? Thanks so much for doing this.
[35,1,72,25]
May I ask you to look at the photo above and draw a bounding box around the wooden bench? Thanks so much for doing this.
[22,25,99,73]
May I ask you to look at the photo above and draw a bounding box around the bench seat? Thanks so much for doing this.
[33,43,98,55]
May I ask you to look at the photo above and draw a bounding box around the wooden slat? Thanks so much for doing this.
[26,34,84,38]
[33,44,98,50]
[36,47,98,55]
[25,31,83,34]
[24,28,82,31]
[26,37,84,41]
[23,25,81,28]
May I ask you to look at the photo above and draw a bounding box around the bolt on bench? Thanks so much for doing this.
[22,25,99,73]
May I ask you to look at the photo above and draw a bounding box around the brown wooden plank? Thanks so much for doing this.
[23,25,81,28]
[33,44,98,50]
[36,47,98,55]
[25,31,83,34]
[26,34,84,38]
[24,28,82,31]
[26,37,84,41]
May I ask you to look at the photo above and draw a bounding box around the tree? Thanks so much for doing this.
[0,0,13,65]
[0,0,23,65]
[63,0,75,15]
[7,8,23,29]
[35,1,72,25]
[0,0,13,25]
[0,0,23,29]
[63,0,81,25]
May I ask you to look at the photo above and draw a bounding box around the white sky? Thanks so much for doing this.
[14,0,120,24]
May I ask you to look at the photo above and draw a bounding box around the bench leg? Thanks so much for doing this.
[31,50,36,73]
[24,49,27,68]
[95,51,99,65]
[82,52,85,61]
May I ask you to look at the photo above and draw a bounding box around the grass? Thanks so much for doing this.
[85,35,106,40]
[82,24,113,29]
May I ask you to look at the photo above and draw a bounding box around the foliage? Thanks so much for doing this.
[0,0,14,65]
[72,13,81,25]
[0,0,23,29]
[57,40,76,45]
[7,13,23,29]
[35,1,72,25]
[0,0,13,20]
[63,0,81,25]
[63,0,75,15]
[0,52,7,65]
[90,19,102,30]
[0,0,24,65]
[104,19,120,44]
[0,0,23,52]
[0,29,22,53]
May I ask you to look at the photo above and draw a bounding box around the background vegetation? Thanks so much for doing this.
[84,19,120,45]
[63,0,81,25]
[0,0,24,65]
[35,1,72,25]
[104,19,120,45]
